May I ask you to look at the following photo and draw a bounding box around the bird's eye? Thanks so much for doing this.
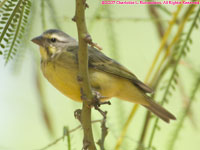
[50,38,56,43]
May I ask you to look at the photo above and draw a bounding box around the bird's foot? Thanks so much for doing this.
[91,91,111,117]
[92,90,108,101]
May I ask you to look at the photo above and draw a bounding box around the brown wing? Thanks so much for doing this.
[66,46,153,93]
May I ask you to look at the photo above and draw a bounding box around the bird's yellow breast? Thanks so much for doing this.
[41,60,82,101]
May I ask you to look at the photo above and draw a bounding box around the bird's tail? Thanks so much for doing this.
[142,98,176,123]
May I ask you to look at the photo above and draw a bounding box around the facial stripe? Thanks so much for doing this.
[50,34,68,43]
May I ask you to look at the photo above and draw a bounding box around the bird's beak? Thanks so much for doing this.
[31,35,44,47]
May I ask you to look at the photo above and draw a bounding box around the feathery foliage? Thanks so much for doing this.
[0,0,31,64]
[148,6,200,149]
[168,75,200,150]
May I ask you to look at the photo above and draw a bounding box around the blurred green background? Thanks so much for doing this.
[0,0,200,150]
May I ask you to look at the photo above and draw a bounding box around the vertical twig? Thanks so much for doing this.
[45,0,61,29]
[41,0,46,30]
[63,126,71,150]
[168,77,200,150]
[73,0,96,149]
[97,112,108,150]
[148,5,166,41]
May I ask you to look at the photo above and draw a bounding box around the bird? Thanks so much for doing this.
[31,29,176,123]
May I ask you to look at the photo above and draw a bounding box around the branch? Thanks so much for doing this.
[97,111,108,150]
[84,34,102,50]
[74,0,96,149]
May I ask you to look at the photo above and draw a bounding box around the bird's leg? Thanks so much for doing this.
[91,90,111,117]
[93,90,108,101]
[92,90,111,106]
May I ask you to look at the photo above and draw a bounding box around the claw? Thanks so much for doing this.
[92,90,108,100]
[90,90,111,118]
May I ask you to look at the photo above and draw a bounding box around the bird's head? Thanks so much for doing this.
[31,29,77,60]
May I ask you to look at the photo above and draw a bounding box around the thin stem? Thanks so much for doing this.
[148,7,200,148]
[168,77,200,150]
[64,127,71,150]
[45,0,61,29]
[41,0,46,30]
[74,0,96,149]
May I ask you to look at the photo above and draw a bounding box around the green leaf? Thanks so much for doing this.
[22,19,27,23]
[22,1,27,5]
[3,13,10,17]
[13,18,18,22]
[3,37,9,43]
[2,7,13,11]
[27,2,31,8]
[15,14,20,18]
[6,32,12,37]
[16,39,20,44]
[0,44,5,48]
[171,84,176,90]
[20,26,24,31]
[0,21,6,24]
[1,17,8,20]
[12,51,16,55]
[10,23,16,28]
[8,4,16,7]
[186,45,190,52]
[23,15,28,19]
[0,51,2,55]
[8,27,14,32]
[4,4,9,8]
[24,9,30,15]
[182,50,187,56]
[156,125,161,131]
